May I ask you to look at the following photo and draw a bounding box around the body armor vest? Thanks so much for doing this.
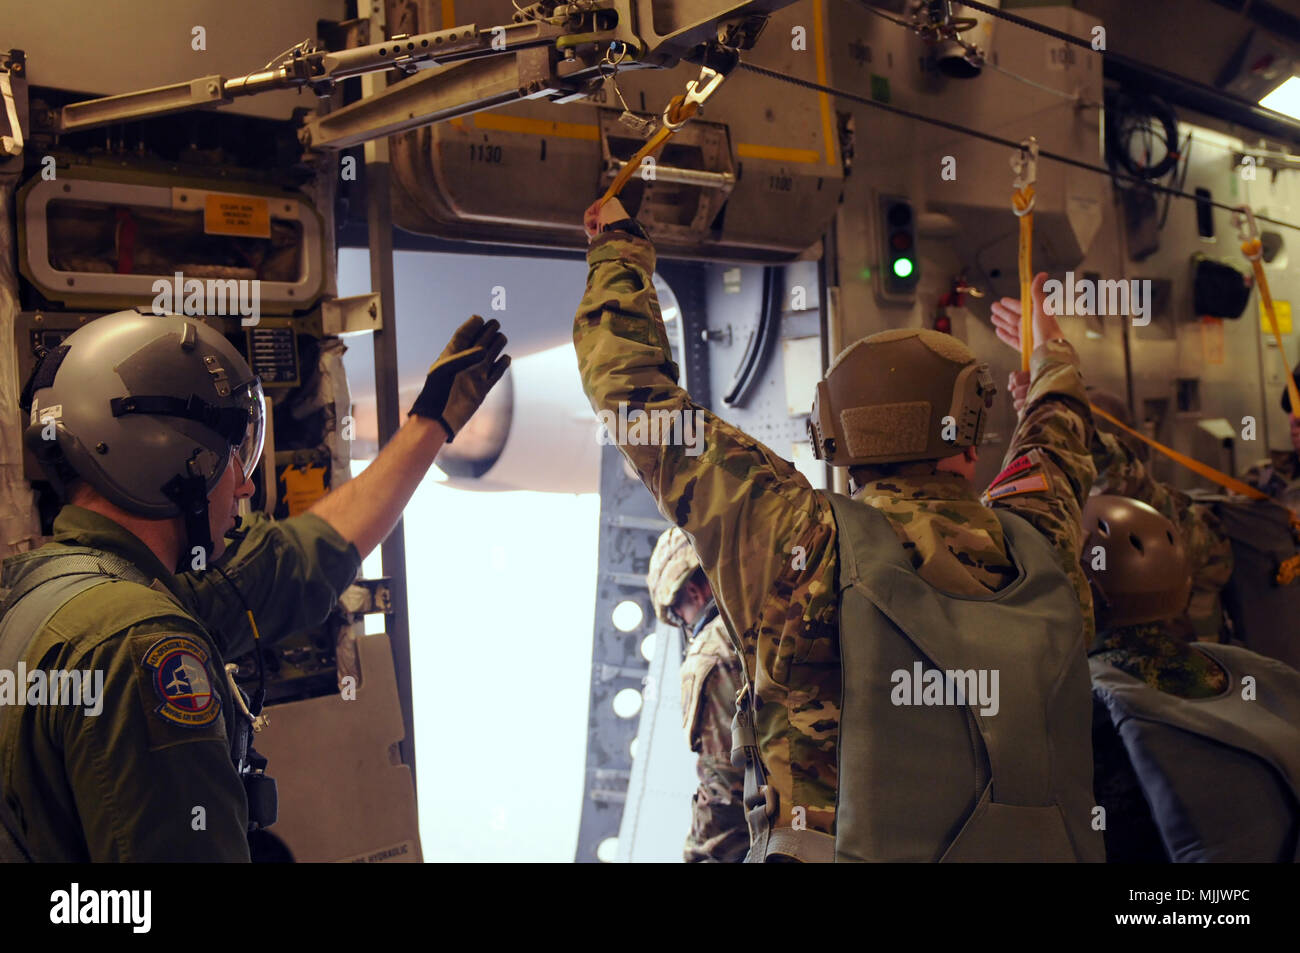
[828,492,1103,862]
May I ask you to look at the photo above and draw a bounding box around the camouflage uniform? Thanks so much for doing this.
[647,527,747,861]
[574,231,1096,837]
[1091,432,1234,640]
[1092,622,1228,698]
[680,609,748,863]
[1244,450,1300,515]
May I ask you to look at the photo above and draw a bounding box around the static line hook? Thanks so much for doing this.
[1233,205,1262,257]
[1011,136,1039,216]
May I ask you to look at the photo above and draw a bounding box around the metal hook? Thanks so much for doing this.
[1011,136,1039,190]
[1233,205,1260,253]
[1011,136,1039,216]
[664,61,732,130]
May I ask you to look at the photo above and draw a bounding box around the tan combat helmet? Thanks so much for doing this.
[646,526,700,625]
[808,328,996,467]
[1082,495,1192,629]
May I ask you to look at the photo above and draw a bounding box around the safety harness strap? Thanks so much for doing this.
[765,827,837,863]
[730,683,779,862]
[0,548,150,672]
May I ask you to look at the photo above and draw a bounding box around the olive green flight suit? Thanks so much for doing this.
[0,505,359,862]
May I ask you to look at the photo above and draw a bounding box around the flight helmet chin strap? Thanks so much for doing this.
[161,454,217,574]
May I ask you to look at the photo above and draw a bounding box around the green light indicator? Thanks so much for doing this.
[892,257,914,279]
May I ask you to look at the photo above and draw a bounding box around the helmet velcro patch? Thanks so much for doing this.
[840,402,930,459]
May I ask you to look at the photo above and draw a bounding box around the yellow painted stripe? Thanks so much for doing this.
[471,112,600,141]
[442,1,456,28]
[464,114,819,165]
[737,143,822,164]
[812,0,838,168]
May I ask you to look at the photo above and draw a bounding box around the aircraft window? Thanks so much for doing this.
[1261,230,1284,265]
[613,599,644,632]
[654,274,681,323]
[640,633,657,661]
[613,687,643,718]
[654,274,686,388]
[629,737,639,760]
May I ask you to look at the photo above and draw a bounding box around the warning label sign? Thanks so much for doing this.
[204,194,271,238]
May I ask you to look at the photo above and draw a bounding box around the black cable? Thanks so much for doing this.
[735,60,1300,235]
[213,561,267,715]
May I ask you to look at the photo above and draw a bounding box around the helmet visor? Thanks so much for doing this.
[231,378,265,481]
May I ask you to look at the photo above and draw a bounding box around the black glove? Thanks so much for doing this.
[409,316,510,440]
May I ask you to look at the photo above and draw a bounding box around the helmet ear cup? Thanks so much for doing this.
[24,419,49,457]
[24,419,78,497]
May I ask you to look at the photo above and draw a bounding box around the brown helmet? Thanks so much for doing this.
[646,527,700,625]
[808,328,996,467]
[1082,495,1191,629]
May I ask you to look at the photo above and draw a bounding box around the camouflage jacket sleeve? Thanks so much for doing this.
[1093,431,1233,638]
[575,233,842,833]
[573,233,836,668]
[174,513,361,658]
[991,340,1097,643]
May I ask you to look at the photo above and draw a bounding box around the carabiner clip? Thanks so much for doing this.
[665,44,738,129]
[664,57,733,130]
[1233,205,1262,259]
[1011,136,1039,216]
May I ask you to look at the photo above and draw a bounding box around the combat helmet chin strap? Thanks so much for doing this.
[688,598,719,639]
[161,456,215,574]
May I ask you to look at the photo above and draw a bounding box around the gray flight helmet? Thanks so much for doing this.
[21,310,264,529]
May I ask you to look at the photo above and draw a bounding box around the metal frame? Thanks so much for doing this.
[19,178,324,308]
[359,0,420,801]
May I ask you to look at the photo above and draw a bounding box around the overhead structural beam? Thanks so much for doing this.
[299,48,561,151]
[58,76,229,134]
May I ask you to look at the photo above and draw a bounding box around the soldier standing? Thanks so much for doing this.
[576,197,1104,862]
[0,310,508,861]
[647,527,747,863]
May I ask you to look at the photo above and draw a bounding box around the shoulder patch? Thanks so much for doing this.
[987,449,1044,491]
[141,636,221,728]
[983,472,1050,503]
